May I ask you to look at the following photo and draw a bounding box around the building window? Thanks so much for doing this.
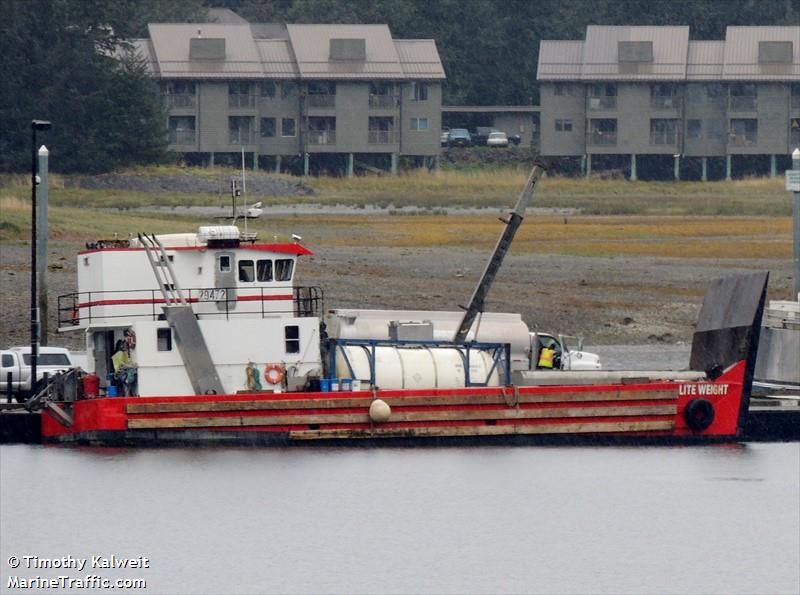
[229,116,254,144]
[706,83,724,100]
[687,119,702,140]
[157,328,172,352]
[168,116,196,145]
[260,117,276,138]
[410,117,429,131]
[165,81,196,108]
[588,84,616,110]
[650,84,681,109]
[281,118,296,137]
[729,119,758,146]
[308,117,336,145]
[588,119,617,145]
[228,83,254,108]
[285,325,300,354]
[281,82,297,99]
[554,84,568,96]
[792,83,800,109]
[555,119,573,132]
[729,84,757,111]
[369,117,395,143]
[369,82,395,109]
[650,119,679,145]
[257,259,273,282]
[260,82,277,98]
[238,259,255,282]
[411,82,429,101]
[275,259,294,282]
[307,81,336,108]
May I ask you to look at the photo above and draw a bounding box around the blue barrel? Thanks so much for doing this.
[340,378,352,392]
[319,378,330,392]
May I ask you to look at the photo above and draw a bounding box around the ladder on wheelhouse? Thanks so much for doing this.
[138,234,225,396]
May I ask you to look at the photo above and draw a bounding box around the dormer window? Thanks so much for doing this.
[618,41,653,63]
[758,41,792,64]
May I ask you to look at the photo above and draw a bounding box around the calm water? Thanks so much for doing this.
[1,443,798,595]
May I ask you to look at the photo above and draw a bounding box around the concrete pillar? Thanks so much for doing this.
[585,153,592,177]
[275,155,281,174]
[630,154,637,181]
[209,152,215,167]
[303,153,310,176]
[253,151,258,170]
[770,154,777,178]
[347,153,354,178]
[701,157,708,182]
[434,155,440,172]
[391,153,398,175]
[674,154,680,181]
[726,155,732,181]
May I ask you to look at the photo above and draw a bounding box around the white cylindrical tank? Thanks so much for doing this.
[334,346,501,389]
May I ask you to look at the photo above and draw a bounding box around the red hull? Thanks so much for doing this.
[42,361,747,445]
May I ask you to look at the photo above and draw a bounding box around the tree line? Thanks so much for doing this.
[0,0,795,173]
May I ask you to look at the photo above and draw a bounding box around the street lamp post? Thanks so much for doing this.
[30,119,51,395]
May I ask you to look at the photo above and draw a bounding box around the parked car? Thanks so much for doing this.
[440,129,450,147]
[472,126,499,146]
[0,346,76,401]
[447,128,472,147]
[487,131,509,147]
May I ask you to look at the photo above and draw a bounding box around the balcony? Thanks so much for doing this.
[229,94,255,109]
[169,130,196,145]
[587,96,617,110]
[587,131,617,146]
[650,95,682,110]
[167,94,196,109]
[229,130,255,145]
[368,130,397,144]
[307,94,335,108]
[307,130,336,145]
[728,133,758,147]
[369,95,396,109]
[728,96,757,111]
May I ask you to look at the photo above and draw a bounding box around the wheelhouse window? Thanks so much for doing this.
[588,84,617,110]
[238,259,255,282]
[22,353,70,365]
[411,82,429,101]
[257,259,273,282]
[281,118,296,137]
[285,325,300,354]
[157,328,172,352]
[275,259,294,282]
[588,118,617,145]
[218,255,231,272]
[650,119,679,145]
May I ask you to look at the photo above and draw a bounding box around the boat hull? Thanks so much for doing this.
[41,361,749,446]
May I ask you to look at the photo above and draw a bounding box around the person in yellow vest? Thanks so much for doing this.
[538,345,556,369]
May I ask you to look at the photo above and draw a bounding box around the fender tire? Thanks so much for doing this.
[684,398,715,432]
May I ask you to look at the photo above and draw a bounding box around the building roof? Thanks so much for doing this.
[287,24,405,79]
[394,40,446,79]
[135,20,443,81]
[537,40,583,80]
[582,26,690,80]
[538,25,800,82]
[686,41,724,80]
[723,26,800,80]
[148,23,264,79]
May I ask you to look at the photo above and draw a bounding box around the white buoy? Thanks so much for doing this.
[369,399,391,423]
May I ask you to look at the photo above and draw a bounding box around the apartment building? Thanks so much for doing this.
[537,25,800,179]
[130,13,445,173]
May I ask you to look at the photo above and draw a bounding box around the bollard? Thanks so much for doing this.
[6,372,12,403]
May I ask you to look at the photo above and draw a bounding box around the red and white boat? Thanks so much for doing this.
[37,168,768,445]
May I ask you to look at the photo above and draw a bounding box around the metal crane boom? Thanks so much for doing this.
[453,163,546,344]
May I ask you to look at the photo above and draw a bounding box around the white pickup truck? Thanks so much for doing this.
[530,332,602,371]
[0,346,77,401]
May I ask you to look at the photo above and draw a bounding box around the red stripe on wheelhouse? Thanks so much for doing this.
[76,295,293,308]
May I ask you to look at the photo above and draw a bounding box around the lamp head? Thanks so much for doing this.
[32,120,52,131]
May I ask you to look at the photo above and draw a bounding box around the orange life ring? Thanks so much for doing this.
[264,363,285,385]
[70,307,79,325]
